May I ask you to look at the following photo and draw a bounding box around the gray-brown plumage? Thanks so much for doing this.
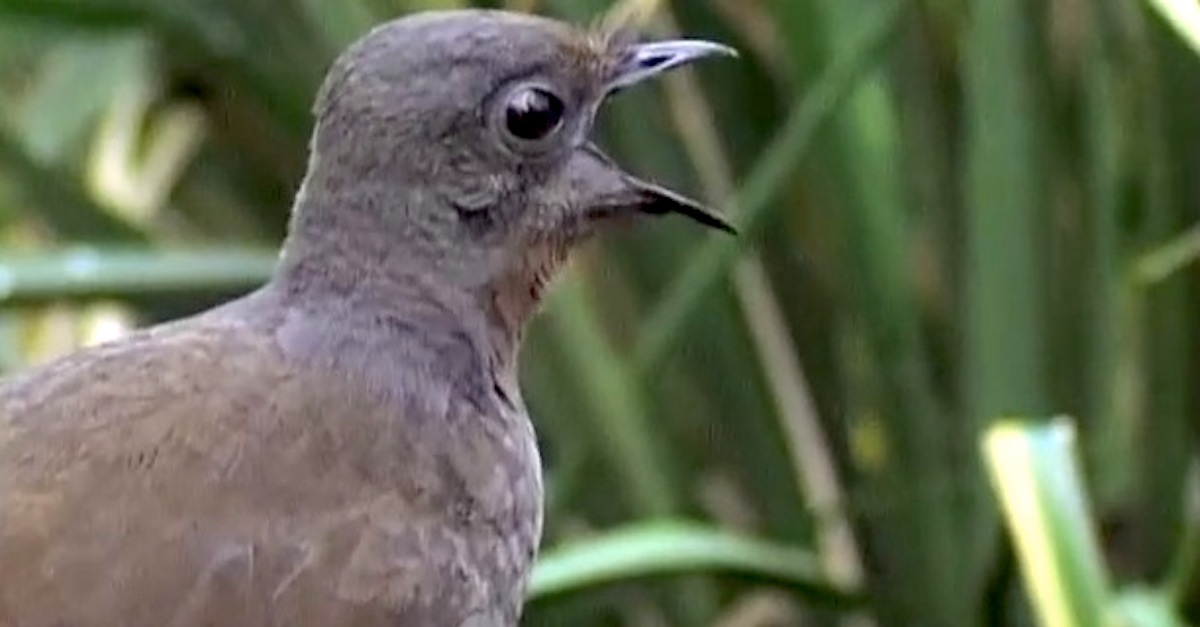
[0,9,733,627]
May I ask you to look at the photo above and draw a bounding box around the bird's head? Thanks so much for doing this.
[287,10,734,326]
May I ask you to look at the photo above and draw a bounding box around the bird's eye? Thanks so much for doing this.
[503,87,565,142]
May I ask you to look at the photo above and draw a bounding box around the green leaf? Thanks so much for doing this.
[960,0,1052,613]
[982,418,1114,627]
[1133,223,1200,285]
[528,520,857,606]
[1143,0,1200,57]
[1114,587,1189,627]
[17,35,146,164]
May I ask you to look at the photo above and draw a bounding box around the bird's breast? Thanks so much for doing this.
[272,345,545,623]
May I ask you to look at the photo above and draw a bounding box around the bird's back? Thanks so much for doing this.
[0,290,543,627]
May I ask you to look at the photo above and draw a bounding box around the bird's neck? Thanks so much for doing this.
[274,187,558,384]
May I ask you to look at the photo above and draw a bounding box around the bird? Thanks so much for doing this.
[0,9,734,627]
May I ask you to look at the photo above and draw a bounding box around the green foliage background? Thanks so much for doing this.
[0,0,1198,624]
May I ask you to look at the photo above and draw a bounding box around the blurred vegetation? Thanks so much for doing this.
[1,0,1198,624]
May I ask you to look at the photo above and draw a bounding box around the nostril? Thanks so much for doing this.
[606,39,736,94]
[638,53,673,69]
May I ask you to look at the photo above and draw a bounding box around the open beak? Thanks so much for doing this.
[583,38,738,233]
[631,177,737,234]
[578,143,736,234]
[605,39,739,94]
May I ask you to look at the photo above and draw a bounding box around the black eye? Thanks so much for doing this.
[504,87,565,141]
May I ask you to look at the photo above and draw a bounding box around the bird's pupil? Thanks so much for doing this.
[505,88,564,141]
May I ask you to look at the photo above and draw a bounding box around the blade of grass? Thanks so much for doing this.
[1133,223,1200,285]
[961,0,1051,607]
[87,72,207,222]
[982,418,1114,627]
[1166,463,1200,610]
[633,0,905,374]
[1129,4,1199,585]
[655,3,865,593]
[528,520,859,606]
[1079,0,1131,508]
[794,0,962,622]
[1142,0,1200,56]
[1115,588,1188,627]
